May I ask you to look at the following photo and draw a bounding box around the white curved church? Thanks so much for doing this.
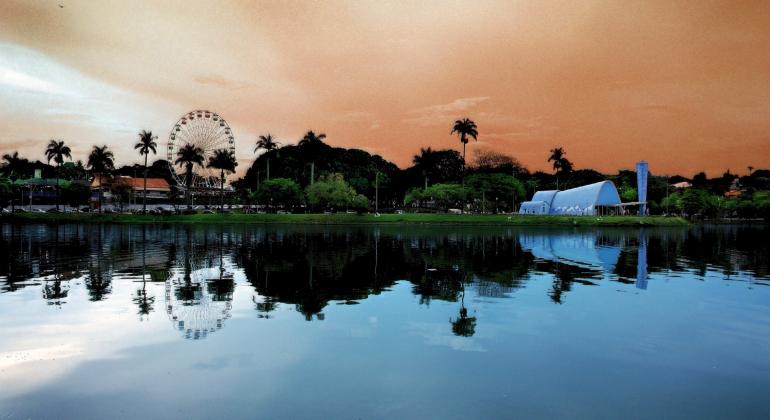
[519,181,622,216]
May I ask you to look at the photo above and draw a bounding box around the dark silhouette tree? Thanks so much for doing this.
[548,147,573,189]
[298,130,326,147]
[411,148,464,190]
[174,144,205,209]
[451,118,478,167]
[44,139,72,210]
[255,134,280,181]
[2,151,26,178]
[207,149,238,212]
[298,130,327,184]
[413,147,436,190]
[87,145,115,213]
[134,130,157,213]
[2,151,29,212]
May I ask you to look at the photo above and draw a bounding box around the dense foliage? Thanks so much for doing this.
[1,128,768,219]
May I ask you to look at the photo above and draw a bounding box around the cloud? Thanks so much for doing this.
[0,67,73,96]
[407,322,486,352]
[404,96,490,126]
[194,74,253,90]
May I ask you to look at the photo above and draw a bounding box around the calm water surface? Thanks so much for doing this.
[1,223,769,419]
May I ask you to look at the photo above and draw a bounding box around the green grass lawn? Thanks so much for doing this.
[3,212,689,226]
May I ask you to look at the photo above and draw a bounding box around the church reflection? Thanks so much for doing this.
[519,230,650,301]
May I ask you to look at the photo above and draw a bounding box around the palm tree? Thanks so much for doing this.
[2,151,27,212]
[451,118,478,166]
[298,131,326,185]
[45,139,72,210]
[548,147,573,190]
[134,130,157,213]
[87,145,115,213]
[3,152,24,175]
[413,147,436,190]
[174,144,205,209]
[255,134,280,180]
[207,149,238,212]
[298,130,326,146]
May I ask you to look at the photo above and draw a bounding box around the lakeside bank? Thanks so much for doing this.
[1,213,689,226]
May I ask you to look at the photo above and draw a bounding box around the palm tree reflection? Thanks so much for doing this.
[86,226,112,301]
[450,278,476,337]
[132,225,155,320]
[42,277,69,306]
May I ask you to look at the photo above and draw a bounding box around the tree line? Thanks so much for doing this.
[1,117,768,218]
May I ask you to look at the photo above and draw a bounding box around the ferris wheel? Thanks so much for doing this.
[167,110,235,190]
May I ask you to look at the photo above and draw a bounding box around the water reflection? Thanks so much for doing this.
[1,224,768,339]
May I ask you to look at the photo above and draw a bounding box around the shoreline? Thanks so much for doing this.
[1,213,690,226]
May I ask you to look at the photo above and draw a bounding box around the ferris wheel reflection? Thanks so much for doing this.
[164,230,235,340]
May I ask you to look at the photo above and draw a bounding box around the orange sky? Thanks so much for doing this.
[1,0,769,178]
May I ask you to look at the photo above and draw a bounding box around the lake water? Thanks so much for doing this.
[1,223,769,419]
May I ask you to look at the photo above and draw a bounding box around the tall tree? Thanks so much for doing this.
[2,152,28,212]
[3,152,29,180]
[411,148,464,189]
[413,147,436,190]
[207,149,238,212]
[298,131,327,185]
[298,130,326,146]
[548,147,573,189]
[255,134,280,181]
[174,144,205,209]
[451,118,478,166]
[44,139,72,210]
[87,145,115,213]
[134,130,157,213]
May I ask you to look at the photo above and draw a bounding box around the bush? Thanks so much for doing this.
[305,173,368,211]
[0,177,13,208]
[406,183,468,212]
[257,178,302,210]
[60,183,91,208]
[465,173,526,213]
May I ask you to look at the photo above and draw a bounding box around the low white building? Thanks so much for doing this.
[519,181,622,216]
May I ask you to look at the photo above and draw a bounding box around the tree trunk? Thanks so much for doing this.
[142,154,148,213]
[186,166,193,210]
[220,170,225,213]
[266,157,270,181]
[98,173,103,213]
[56,164,60,211]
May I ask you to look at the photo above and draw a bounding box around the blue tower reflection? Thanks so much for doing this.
[636,230,648,290]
